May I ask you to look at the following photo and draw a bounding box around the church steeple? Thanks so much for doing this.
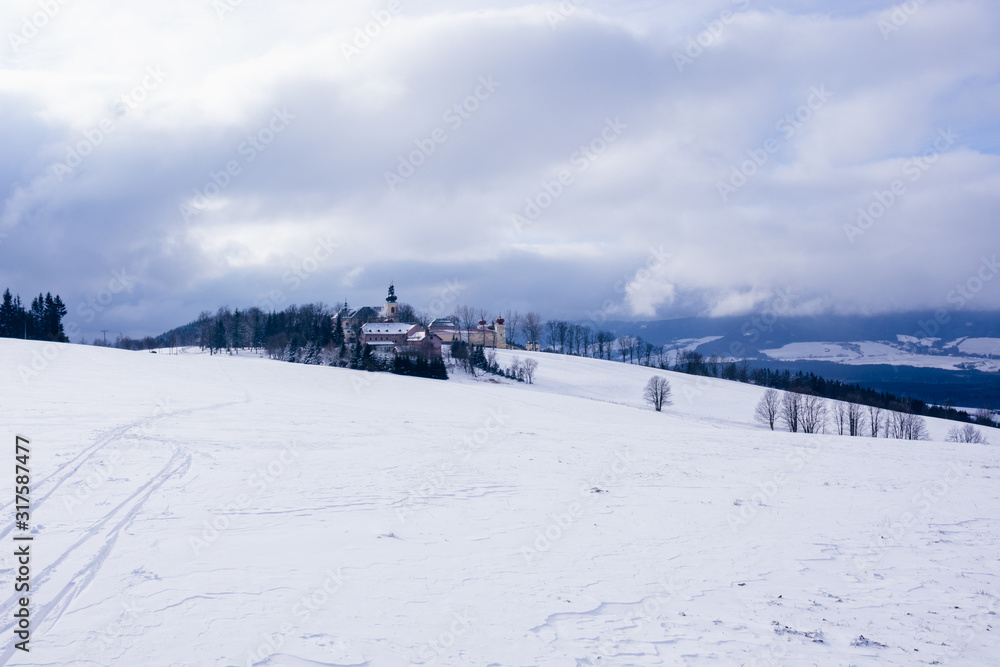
[384,282,399,322]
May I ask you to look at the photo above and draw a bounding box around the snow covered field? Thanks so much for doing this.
[761,340,1000,373]
[1,339,998,666]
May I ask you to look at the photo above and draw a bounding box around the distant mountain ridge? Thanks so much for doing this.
[589,310,1000,407]
[593,311,1000,359]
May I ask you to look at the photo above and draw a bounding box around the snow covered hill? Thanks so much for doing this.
[0,339,997,666]
[760,339,1000,373]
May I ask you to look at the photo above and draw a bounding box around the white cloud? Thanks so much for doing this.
[1,0,999,337]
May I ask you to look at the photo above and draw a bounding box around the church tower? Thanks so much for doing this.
[384,282,399,322]
[494,314,505,349]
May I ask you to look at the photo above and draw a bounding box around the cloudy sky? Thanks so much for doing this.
[1,0,998,339]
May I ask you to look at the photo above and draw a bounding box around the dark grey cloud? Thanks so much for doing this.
[0,0,998,340]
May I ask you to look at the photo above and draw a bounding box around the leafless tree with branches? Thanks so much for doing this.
[644,376,673,412]
[754,389,781,430]
[947,424,989,444]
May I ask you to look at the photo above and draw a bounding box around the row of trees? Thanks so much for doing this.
[504,316,991,430]
[0,289,69,342]
[124,299,995,429]
[753,388,932,440]
[450,341,537,383]
[161,303,449,379]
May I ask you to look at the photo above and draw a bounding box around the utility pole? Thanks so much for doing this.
[101,329,109,345]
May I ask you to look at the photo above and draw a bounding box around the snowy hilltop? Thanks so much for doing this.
[0,338,997,666]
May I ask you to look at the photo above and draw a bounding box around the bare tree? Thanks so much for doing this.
[596,330,613,360]
[509,356,522,381]
[975,407,996,427]
[887,411,929,440]
[580,326,592,358]
[906,414,929,441]
[867,405,883,438]
[631,336,644,364]
[503,309,521,347]
[645,342,657,366]
[556,321,569,353]
[947,424,989,444]
[754,389,780,430]
[800,395,827,434]
[644,376,673,412]
[833,401,847,435]
[522,358,538,384]
[780,392,802,433]
[618,335,634,363]
[523,312,543,348]
[847,402,867,437]
[454,305,478,341]
[545,320,560,351]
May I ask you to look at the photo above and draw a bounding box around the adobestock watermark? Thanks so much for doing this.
[546,0,587,29]
[878,0,929,41]
[674,373,713,408]
[7,0,71,52]
[62,399,173,513]
[384,75,501,192]
[17,266,139,384]
[944,593,999,663]
[341,0,402,62]
[853,461,962,577]
[727,288,799,359]
[75,268,139,325]
[673,0,752,73]
[88,598,147,660]
[728,432,831,533]
[411,610,473,666]
[579,577,688,665]
[717,85,832,202]
[213,0,251,20]
[586,244,670,325]
[421,280,464,322]
[909,252,999,341]
[189,443,302,557]
[241,567,347,667]
[844,127,958,244]
[349,370,377,397]
[255,235,339,312]
[520,449,632,563]
[511,117,627,233]
[180,107,295,222]
[395,408,507,524]
[744,641,793,667]
[49,66,167,182]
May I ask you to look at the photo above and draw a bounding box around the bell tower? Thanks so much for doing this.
[384,282,399,322]
[494,314,505,349]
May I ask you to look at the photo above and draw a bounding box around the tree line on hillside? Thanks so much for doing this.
[156,303,447,379]
[91,298,994,429]
[0,288,69,342]
[752,387,933,440]
[450,341,537,383]
[488,313,992,430]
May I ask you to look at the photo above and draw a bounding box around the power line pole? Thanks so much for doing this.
[101,329,109,345]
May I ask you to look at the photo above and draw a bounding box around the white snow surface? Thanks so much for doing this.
[761,341,1000,372]
[1,339,998,666]
[955,338,1000,357]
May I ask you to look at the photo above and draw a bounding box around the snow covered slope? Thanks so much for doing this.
[761,340,1000,373]
[0,339,997,666]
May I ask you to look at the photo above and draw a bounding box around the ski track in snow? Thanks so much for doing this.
[0,449,191,665]
[0,399,242,542]
[0,341,997,665]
